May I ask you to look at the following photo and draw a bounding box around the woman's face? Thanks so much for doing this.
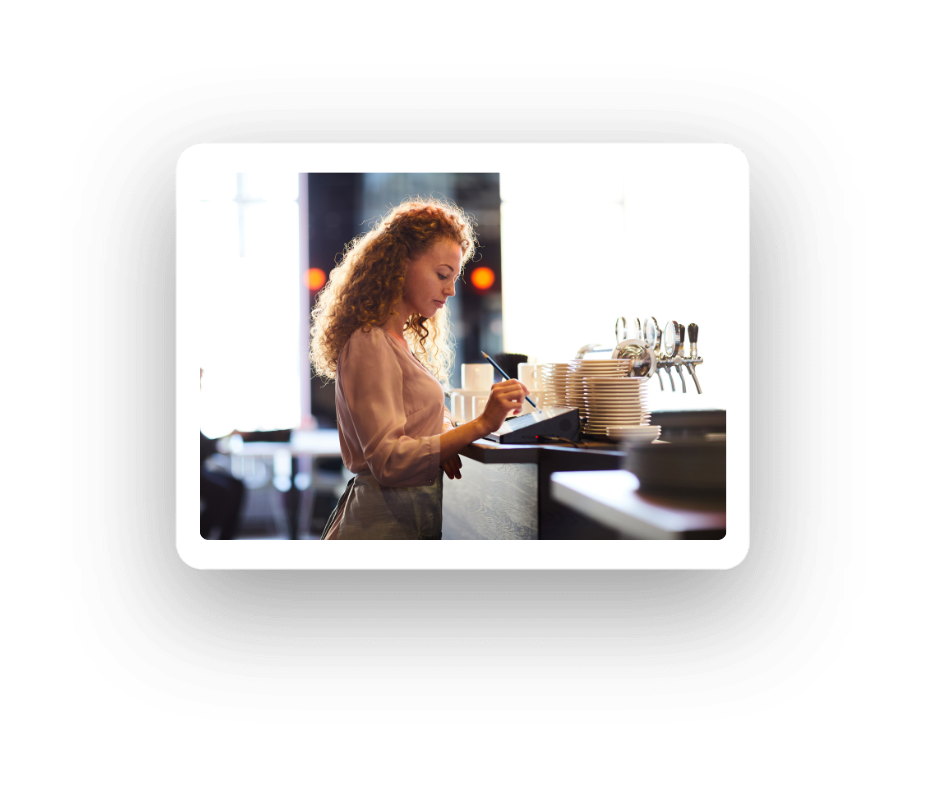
[401,240,462,318]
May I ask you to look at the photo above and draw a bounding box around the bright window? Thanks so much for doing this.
[196,173,303,437]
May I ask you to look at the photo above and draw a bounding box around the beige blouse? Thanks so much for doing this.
[335,326,454,488]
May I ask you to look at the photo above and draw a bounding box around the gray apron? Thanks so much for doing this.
[321,467,444,540]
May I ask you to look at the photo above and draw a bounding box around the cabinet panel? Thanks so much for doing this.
[442,459,537,540]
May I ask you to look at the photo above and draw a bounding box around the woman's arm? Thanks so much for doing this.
[438,380,528,464]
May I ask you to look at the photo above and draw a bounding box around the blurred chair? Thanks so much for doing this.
[229,454,290,539]
[220,428,344,538]
[201,433,246,540]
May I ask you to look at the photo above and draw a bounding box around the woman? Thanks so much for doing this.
[309,196,528,540]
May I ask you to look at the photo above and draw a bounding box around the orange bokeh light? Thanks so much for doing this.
[470,266,495,290]
[306,267,327,291]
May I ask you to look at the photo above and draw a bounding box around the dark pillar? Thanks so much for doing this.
[306,174,362,429]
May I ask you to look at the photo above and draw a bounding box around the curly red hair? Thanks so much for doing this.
[310,195,478,382]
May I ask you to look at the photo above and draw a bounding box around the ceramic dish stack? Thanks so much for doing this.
[538,362,571,407]
[565,359,635,420]
[581,376,653,439]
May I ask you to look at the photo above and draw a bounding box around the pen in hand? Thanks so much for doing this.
[481,352,538,410]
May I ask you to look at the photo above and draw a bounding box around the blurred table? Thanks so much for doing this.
[220,429,344,539]
[223,429,342,458]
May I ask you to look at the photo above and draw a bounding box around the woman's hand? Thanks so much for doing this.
[477,380,530,434]
[441,454,462,480]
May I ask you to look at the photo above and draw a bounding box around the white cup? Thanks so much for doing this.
[471,395,489,420]
[462,363,494,391]
[449,393,465,423]
[517,363,540,391]
[451,390,490,421]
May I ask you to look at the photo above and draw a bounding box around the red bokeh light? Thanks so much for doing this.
[470,266,495,290]
[306,267,327,291]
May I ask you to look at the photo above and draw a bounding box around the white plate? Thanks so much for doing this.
[587,410,653,424]
[587,399,649,403]
[585,391,647,396]
[586,410,651,416]
[586,404,649,410]
[585,383,648,388]
[585,410,653,421]
[588,418,651,425]
[584,383,646,389]
[584,421,657,428]
[583,427,650,436]
[586,394,649,399]
[586,391,649,396]
[588,404,652,412]
[585,399,650,405]
[584,385,644,391]
[589,410,652,417]
[586,400,650,406]
[584,394,650,405]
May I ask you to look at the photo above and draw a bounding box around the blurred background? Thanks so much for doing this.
[194,168,734,538]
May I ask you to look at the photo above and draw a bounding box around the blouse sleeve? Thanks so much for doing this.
[339,329,442,487]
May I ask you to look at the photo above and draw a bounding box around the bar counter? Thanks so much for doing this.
[442,411,727,540]
[443,438,621,540]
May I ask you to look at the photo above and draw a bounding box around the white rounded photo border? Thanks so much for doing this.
[176,143,750,569]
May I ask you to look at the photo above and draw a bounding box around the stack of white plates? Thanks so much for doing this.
[607,424,661,443]
[538,362,570,407]
[566,360,635,419]
[581,376,651,437]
